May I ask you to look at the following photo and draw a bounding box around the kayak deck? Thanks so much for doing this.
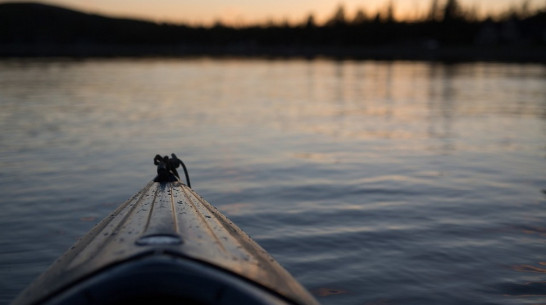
[13,181,318,305]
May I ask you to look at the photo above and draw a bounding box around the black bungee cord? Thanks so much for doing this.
[153,153,191,188]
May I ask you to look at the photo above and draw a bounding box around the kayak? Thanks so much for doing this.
[12,155,319,305]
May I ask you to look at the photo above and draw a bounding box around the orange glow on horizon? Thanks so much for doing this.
[4,0,544,26]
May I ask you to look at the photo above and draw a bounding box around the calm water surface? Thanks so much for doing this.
[0,58,545,305]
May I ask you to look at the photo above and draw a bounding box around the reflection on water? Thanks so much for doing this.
[512,264,546,274]
[0,58,545,305]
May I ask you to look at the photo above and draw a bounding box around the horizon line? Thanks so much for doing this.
[2,0,545,27]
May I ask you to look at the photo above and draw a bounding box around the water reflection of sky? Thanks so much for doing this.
[0,59,545,305]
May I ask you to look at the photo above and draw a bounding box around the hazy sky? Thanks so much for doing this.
[4,0,544,25]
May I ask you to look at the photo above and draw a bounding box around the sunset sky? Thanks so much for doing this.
[3,0,544,25]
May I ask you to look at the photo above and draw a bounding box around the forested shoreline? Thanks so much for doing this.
[0,1,544,61]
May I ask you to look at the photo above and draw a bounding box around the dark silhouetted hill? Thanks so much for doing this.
[0,2,545,61]
[0,2,205,55]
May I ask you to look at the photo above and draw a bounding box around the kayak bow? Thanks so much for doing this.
[13,156,318,305]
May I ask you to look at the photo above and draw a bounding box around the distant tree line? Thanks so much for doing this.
[0,1,545,60]
[209,0,545,47]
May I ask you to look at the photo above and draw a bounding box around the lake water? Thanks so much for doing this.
[0,58,545,305]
